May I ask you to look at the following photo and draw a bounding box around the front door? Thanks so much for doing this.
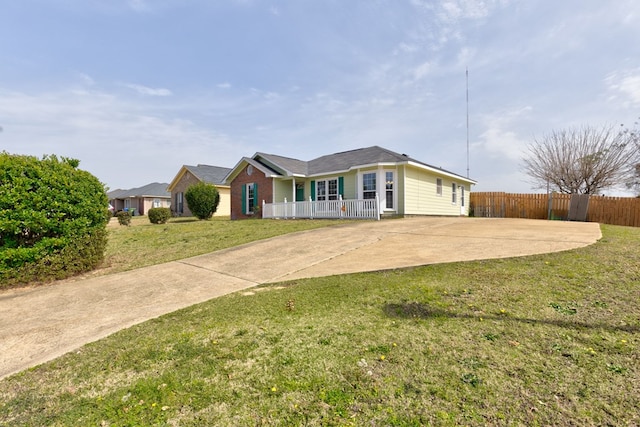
[296,183,305,202]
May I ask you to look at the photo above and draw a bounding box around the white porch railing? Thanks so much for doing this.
[262,195,380,220]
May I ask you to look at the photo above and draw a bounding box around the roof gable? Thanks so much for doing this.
[185,164,232,185]
[168,164,232,191]
[254,153,308,176]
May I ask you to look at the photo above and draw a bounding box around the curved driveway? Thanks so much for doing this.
[0,217,601,379]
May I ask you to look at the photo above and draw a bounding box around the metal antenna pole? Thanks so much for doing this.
[466,68,470,179]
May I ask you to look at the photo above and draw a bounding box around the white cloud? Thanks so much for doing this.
[0,88,242,189]
[605,68,640,106]
[217,82,232,89]
[124,84,173,97]
[128,0,149,12]
[476,106,533,161]
[413,61,432,80]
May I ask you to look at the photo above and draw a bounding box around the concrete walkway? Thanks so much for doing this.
[0,217,601,379]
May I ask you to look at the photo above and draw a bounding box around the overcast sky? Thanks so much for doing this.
[1,0,639,194]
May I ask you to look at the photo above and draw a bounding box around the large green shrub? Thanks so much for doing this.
[185,182,220,220]
[0,153,110,288]
[148,207,171,224]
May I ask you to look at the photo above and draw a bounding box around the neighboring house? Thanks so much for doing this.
[167,164,232,217]
[225,145,477,220]
[107,182,171,216]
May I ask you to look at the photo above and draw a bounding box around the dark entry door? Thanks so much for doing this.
[296,184,305,202]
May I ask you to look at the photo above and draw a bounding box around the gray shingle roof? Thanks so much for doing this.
[185,164,232,185]
[252,146,466,179]
[108,182,170,198]
[307,146,412,174]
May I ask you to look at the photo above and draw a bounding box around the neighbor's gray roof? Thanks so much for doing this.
[185,164,232,185]
[108,182,170,199]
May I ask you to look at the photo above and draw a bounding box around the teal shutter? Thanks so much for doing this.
[338,177,344,198]
[310,181,316,201]
[254,183,258,206]
[241,184,246,214]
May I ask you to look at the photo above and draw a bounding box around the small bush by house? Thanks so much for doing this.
[148,207,172,224]
[185,182,220,220]
[116,210,132,226]
[0,153,110,288]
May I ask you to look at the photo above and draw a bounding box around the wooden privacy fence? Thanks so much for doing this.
[470,192,640,227]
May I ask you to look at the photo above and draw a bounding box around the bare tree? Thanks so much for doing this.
[621,119,640,196]
[522,124,636,194]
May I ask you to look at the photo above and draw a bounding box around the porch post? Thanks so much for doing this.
[375,194,380,221]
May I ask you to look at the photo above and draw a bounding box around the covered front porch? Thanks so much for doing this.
[262,195,380,220]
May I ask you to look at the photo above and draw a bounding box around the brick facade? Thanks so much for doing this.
[171,170,201,217]
[231,164,273,220]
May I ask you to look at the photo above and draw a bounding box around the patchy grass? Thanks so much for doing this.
[97,216,337,276]
[1,224,639,426]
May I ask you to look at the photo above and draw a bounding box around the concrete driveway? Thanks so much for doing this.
[0,217,601,379]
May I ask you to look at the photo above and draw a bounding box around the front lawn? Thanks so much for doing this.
[1,224,638,426]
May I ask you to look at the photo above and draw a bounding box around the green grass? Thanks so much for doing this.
[98,215,337,275]
[1,224,639,426]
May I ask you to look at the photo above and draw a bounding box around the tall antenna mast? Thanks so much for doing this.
[466,67,470,179]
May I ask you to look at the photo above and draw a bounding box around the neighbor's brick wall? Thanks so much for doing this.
[171,171,200,217]
[171,172,231,217]
[231,165,273,220]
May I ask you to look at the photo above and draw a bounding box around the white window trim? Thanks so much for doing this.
[384,170,396,211]
[315,177,339,201]
[358,169,397,212]
[436,178,443,197]
[246,183,255,215]
[452,182,457,205]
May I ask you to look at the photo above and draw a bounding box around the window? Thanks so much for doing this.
[385,171,394,209]
[436,178,443,196]
[315,178,338,201]
[452,183,457,204]
[246,183,255,214]
[124,199,130,209]
[460,186,465,207]
[363,172,376,199]
[153,198,161,208]
[175,192,183,214]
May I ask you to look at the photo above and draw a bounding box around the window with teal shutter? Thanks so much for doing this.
[310,181,316,201]
[338,177,344,198]
[253,183,258,212]
[241,184,246,214]
[247,183,255,213]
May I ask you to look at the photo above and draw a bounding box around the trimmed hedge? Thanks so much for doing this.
[148,207,171,224]
[185,182,220,220]
[0,153,110,288]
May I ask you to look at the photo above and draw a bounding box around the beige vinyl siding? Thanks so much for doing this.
[404,167,462,216]
[396,165,406,215]
[273,180,293,202]
[341,173,357,199]
[216,187,231,216]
